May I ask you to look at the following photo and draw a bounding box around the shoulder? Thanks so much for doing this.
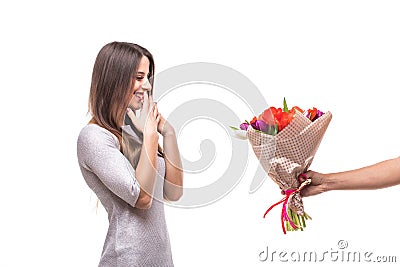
[77,124,120,151]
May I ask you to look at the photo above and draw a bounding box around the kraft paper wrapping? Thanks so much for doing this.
[247,111,332,215]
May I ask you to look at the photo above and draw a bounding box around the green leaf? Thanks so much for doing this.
[283,97,289,113]
[266,124,277,135]
[273,123,278,135]
[229,126,240,131]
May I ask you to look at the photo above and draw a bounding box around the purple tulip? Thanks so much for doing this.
[304,109,325,122]
[240,122,249,131]
[316,110,324,119]
[251,120,268,133]
[258,120,268,133]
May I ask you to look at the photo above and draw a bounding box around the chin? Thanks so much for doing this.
[129,102,142,111]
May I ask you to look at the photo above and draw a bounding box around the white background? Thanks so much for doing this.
[1,1,399,266]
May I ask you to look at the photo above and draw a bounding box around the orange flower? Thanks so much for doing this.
[291,106,304,114]
[250,116,257,125]
[278,110,294,131]
[259,106,297,132]
[307,107,318,121]
[259,108,276,125]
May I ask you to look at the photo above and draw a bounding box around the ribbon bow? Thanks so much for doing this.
[263,175,311,234]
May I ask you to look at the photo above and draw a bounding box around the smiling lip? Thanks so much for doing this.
[134,92,144,101]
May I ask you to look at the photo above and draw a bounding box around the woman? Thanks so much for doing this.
[77,42,183,266]
[299,157,400,197]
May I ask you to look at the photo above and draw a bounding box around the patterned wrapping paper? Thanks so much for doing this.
[246,110,332,215]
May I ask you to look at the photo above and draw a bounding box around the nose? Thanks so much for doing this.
[142,78,152,90]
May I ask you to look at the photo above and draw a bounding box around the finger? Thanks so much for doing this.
[127,108,142,131]
[149,94,154,106]
[300,187,311,197]
[305,170,325,186]
[126,108,137,123]
[145,103,158,123]
[300,186,320,197]
[142,91,150,113]
[298,173,308,183]
[147,94,154,111]
[157,112,163,124]
[153,102,158,116]
[155,112,161,124]
[300,182,315,197]
[158,111,164,120]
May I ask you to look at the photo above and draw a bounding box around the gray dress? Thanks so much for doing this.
[77,124,173,267]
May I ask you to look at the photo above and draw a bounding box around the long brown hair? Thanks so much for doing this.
[88,42,157,151]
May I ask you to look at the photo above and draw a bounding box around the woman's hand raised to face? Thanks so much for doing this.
[157,114,175,137]
[127,92,160,140]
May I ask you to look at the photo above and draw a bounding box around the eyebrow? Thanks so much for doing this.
[137,71,146,75]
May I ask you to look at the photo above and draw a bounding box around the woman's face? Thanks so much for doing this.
[129,56,152,110]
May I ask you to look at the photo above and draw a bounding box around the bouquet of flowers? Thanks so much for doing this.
[232,98,332,234]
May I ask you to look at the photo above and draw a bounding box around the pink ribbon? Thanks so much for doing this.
[263,175,311,234]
